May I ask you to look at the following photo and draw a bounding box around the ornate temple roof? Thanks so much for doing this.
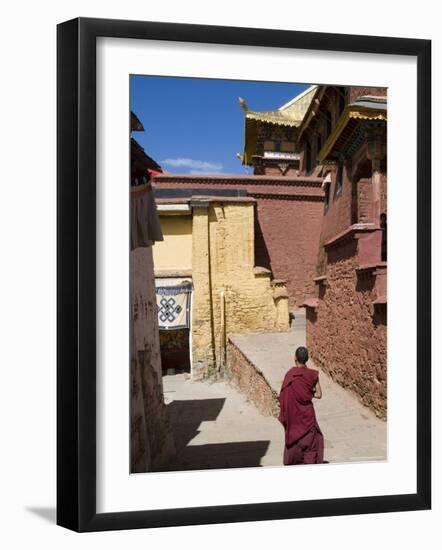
[240,85,317,165]
[240,85,317,127]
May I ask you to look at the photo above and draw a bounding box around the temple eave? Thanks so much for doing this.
[245,112,301,127]
[318,107,387,163]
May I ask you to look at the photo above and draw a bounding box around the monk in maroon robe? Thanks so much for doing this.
[278,346,324,465]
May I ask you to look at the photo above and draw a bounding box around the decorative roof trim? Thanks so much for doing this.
[318,105,387,163]
[154,174,323,187]
[242,85,318,126]
[249,192,323,202]
[245,112,302,127]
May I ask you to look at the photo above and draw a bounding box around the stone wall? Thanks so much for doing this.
[130,246,175,472]
[226,339,279,416]
[154,174,324,308]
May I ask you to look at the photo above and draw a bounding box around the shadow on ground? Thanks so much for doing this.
[26,507,56,524]
[160,398,270,471]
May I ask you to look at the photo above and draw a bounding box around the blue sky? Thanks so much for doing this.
[130,76,309,175]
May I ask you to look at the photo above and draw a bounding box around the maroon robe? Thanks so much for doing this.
[278,366,324,465]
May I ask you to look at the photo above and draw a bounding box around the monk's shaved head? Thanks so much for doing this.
[295,346,309,364]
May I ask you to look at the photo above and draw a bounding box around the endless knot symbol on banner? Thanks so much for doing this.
[158,297,183,323]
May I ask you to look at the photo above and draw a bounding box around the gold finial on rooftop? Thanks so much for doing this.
[238,97,248,111]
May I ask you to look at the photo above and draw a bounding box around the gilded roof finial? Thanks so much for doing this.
[238,97,248,111]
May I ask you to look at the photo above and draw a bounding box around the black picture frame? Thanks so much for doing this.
[57,17,431,532]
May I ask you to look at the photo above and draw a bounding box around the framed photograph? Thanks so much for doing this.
[57,17,431,532]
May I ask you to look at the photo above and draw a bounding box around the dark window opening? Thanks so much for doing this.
[305,140,312,173]
[351,178,358,224]
[317,134,323,159]
[324,182,331,212]
[334,163,344,199]
[160,328,191,375]
[380,213,387,262]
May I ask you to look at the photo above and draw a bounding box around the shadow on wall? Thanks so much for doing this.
[158,398,270,471]
[254,214,272,272]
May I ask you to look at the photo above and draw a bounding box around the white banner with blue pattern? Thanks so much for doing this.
[156,280,192,330]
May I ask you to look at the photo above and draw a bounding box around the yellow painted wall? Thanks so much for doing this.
[153,215,192,272]
[191,200,289,378]
[151,202,289,379]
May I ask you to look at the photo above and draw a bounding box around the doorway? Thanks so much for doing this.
[155,278,193,376]
[160,328,191,375]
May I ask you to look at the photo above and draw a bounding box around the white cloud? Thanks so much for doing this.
[188,169,225,175]
[161,158,223,172]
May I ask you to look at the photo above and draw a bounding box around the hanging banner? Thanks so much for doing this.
[156,281,192,330]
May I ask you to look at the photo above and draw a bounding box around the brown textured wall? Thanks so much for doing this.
[305,166,387,418]
[380,172,387,215]
[300,85,387,419]
[322,165,353,244]
[260,165,299,177]
[306,243,387,418]
[254,196,322,307]
[358,178,373,223]
[130,246,175,472]
[226,339,279,417]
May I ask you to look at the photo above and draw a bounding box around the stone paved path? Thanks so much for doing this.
[162,373,285,470]
[162,310,386,471]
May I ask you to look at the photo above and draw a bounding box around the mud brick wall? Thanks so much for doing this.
[302,85,387,419]
[254,196,322,308]
[226,339,279,417]
[259,165,299,177]
[130,246,175,472]
[358,178,373,223]
[380,172,387,215]
[306,240,387,419]
[323,164,354,242]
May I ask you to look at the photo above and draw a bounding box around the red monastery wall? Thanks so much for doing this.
[154,174,324,308]
[255,196,322,307]
[306,240,387,418]
[303,141,387,418]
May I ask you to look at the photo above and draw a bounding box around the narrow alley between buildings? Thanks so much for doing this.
[161,310,386,471]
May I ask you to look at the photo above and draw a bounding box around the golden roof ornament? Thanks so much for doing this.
[238,97,249,111]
